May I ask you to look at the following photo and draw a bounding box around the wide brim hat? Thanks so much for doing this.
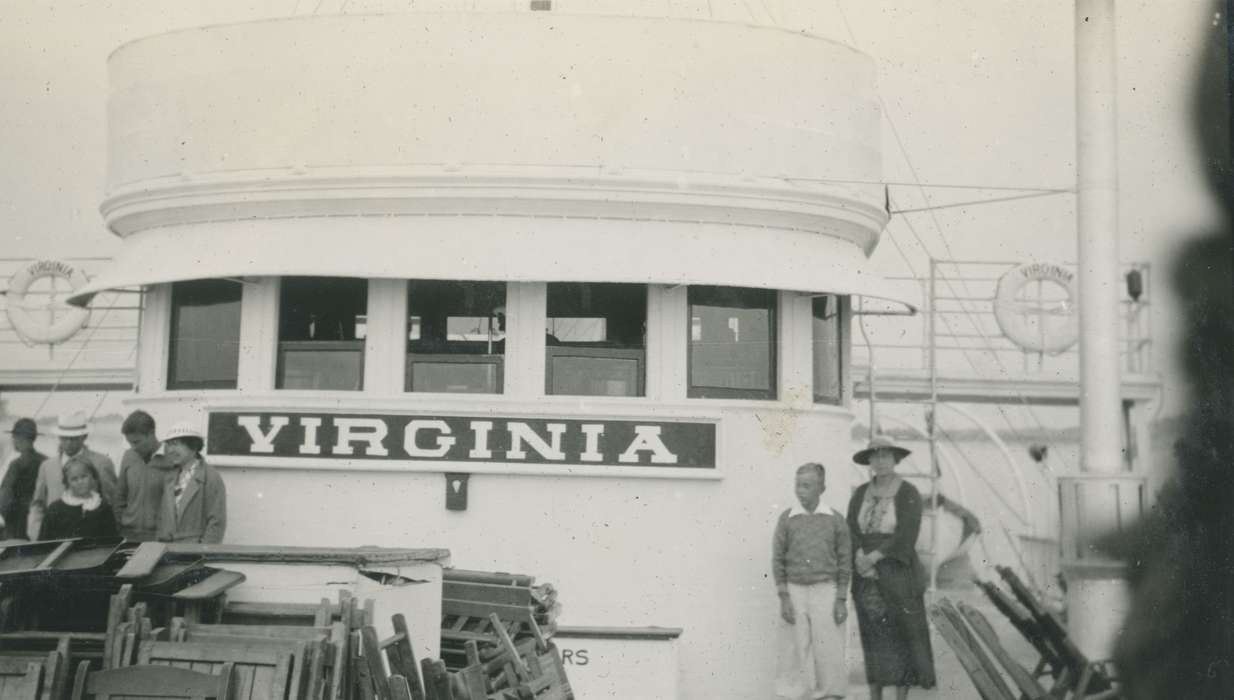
[853,435,912,465]
[7,418,37,439]
[53,411,89,438]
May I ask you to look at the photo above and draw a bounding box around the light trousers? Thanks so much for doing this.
[777,581,848,699]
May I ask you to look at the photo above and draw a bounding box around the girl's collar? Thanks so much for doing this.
[61,491,102,511]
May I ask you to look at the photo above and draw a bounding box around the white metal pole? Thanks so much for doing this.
[928,259,941,593]
[1076,0,1123,478]
[1067,0,1132,661]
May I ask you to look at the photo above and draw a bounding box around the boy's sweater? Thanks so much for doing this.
[772,502,852,597]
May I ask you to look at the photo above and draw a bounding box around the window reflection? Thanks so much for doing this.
[276,277,367,390]
[407,280,506,393]
[688,286,776,399]
[168,279,242,390]
[545,283,646,397]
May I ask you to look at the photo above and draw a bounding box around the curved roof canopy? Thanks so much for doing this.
[69,215,918,311]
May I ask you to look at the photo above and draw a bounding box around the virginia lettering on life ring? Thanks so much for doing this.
[992,262,1079,354]
[5,259,92,345]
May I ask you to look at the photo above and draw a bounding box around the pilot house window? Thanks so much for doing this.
[167,279,242,390]
[276,277,368,390]
[545,282,647,397]
[688,286,777,400]
[406,280,507,394]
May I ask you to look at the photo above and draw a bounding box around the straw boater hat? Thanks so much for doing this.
[7,418,37,439]
[852,435,912,465]
[53,411,90,438]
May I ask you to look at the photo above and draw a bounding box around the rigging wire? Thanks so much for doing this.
[834,0,1078,472]
[33,291,123,419]
[890,190,1070,215]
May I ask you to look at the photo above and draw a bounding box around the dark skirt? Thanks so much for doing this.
[852,534,936,688]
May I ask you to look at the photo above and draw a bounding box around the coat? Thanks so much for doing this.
[156,458,226,544]
[115,447,174,541]
[0,449,45,540]
[39,499,119,541]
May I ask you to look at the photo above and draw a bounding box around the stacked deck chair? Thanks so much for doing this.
[932,571,1123,699]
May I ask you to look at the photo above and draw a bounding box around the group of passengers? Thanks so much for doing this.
[0,411,225,544]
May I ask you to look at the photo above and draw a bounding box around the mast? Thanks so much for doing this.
[1063,0,1138,659]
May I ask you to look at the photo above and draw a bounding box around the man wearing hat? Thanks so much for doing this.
[27,410,119,540]
[0,418,47,540]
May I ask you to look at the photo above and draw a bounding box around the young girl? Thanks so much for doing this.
[39,458,119,540]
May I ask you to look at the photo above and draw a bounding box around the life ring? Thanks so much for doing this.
[5,260,92,345]
[993,262,1079,354]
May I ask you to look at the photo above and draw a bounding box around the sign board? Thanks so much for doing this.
[207,412,717,469]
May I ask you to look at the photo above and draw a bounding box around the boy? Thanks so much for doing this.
[115,410,173,541]
[772,462,852,700]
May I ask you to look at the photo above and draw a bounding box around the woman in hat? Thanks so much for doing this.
[156,421,226,544]
[39,457,119,540]
[846,435,935,699]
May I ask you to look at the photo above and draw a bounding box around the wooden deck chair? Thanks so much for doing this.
[222,598,338,628]
[102,585,133,670]
[360,615,425,700]
[956,601,1055,699]
[995,566,1118,696]
[0,636,76,700]
[0,658,45,700]
[975,578,1066,680]
[137,640,300,700]
[929,603,1014,700]
[936,599,1015,700]
[70,660,234,700]
[418,659,452,700]
[350,630,375,700]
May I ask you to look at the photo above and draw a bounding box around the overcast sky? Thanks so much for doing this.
[0,1,1223,416]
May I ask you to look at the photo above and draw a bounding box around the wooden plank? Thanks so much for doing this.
[33,542,73,571]
[488,614,529,681]
[388,614,424,700]
[139,641,294,700]
[13,662,41,700]
[441,630,500,645]
[441,582,532,608]
[419,659,451,700]
[115,542,167,579]
[929,605,1014,700]
[361,627,392,700]
[441,599,534,625]
[957,602,1050,700]
[442,570,535,587]
[938,600,1013,700]
[171,570,247,600]
[389,675,414,700]
[187,624,331,641]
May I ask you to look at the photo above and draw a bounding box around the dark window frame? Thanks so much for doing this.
[686,285,778,400]
[405,279,507,394]
[545,345,646,397]
[275,276,369,391]
[544,282,648,398]
[166,279,243,391]
[405,353,505,394]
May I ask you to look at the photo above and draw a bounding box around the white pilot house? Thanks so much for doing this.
[70,8,913,699]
